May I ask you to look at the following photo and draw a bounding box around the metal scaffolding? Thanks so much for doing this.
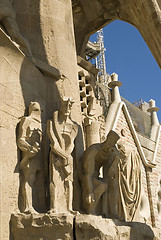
[95,29,110,107]
[96,29,107,86]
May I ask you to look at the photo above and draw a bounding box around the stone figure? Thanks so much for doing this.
[81,130,120,214]
[0,0,32,58]
[17,102,43,213]
[47,97,78,213]
[104,138,141,221]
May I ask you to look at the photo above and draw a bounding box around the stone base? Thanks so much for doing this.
[11,213,74,240]
[10,213,161,240]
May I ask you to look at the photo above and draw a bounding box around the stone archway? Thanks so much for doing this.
[72,0,161,68]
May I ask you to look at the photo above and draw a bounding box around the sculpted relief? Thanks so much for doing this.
[47,97,78,214]
[81,130,120,214]
[104,139,141,221]
[81,129,141,221]
[17,101,141,221]
[17,102,43,213]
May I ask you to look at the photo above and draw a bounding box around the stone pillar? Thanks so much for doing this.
[105,73,122,135]
[148,99,159,126]
[108,73,122,103]
[147,99,160,141]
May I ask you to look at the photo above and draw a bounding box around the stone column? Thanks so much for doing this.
[105,73,122,135]
[147,99,160,141]
[108,73,122,103]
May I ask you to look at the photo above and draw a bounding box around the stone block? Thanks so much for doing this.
[11,213,74,240]
[75,215,159,240]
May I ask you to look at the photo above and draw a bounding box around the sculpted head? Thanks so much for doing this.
[60,96,75,118]
[102,130,120,151]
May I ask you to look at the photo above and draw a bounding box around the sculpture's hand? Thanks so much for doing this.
[28,142,40,157]
[33,142,40,151]
[55,158,62,167]
[86,193,95,204]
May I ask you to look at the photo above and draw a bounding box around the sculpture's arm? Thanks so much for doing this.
[47,120,68,161]
[65,123,78,155]
[17,117,32,152]
[82,154,95,201]
[18,117,40,169]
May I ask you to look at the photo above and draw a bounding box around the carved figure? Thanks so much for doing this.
[0,0,32,58]
[81,130,120,214]
[104,139,141,221]
[17,102,42,213]
[47,97,78,213]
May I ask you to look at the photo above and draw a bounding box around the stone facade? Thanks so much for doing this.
[0,0,161,240]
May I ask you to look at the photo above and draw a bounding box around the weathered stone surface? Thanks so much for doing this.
[10,213,161,240]
[47,96,78,213]
[11,213,74,240]
[1,0,161,239]
[81,130,120,215]
[75,215,118,240]
[75,215,158,240]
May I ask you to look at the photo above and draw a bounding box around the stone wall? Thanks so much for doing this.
[151,131,161,227]
[0,31,47,240]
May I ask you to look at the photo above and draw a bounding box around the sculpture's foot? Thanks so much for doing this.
[47,209,57,214]
[23,207,38,214]
[68,210,79,216]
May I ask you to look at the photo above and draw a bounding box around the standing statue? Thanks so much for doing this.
[17,102,42,213]
[47,97,78,213]
[0,0,32,58]
[81,130,120,214]
[104,136,141,221]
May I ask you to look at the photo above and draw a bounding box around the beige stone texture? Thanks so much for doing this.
[1,0,161,239]
[0,30,47,240]
[81,130,120,215]
[75,215,158,240]
[11,213,74,240]
[17,102,45,214]
[13,0,84,160]
[10,213,161,240]
[47,96,78,214]
[77,64,103,148]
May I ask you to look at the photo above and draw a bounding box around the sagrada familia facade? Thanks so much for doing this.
[1,0,161,239]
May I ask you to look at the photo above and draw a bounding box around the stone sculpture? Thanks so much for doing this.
[0,0,32,58]
[47,97,78,213]
[81,130,120,214]
[17,102,42,213]
[104,138,141,221]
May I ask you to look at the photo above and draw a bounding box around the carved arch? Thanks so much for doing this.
[72,0,161,68]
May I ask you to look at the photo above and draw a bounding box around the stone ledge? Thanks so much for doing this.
[11,213,74,240]
[35,59,61,80]
[75,215,160,240]
[77,55,99,75]
[10,213,161,240]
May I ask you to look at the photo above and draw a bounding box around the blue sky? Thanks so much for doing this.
[90,20,161,121]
